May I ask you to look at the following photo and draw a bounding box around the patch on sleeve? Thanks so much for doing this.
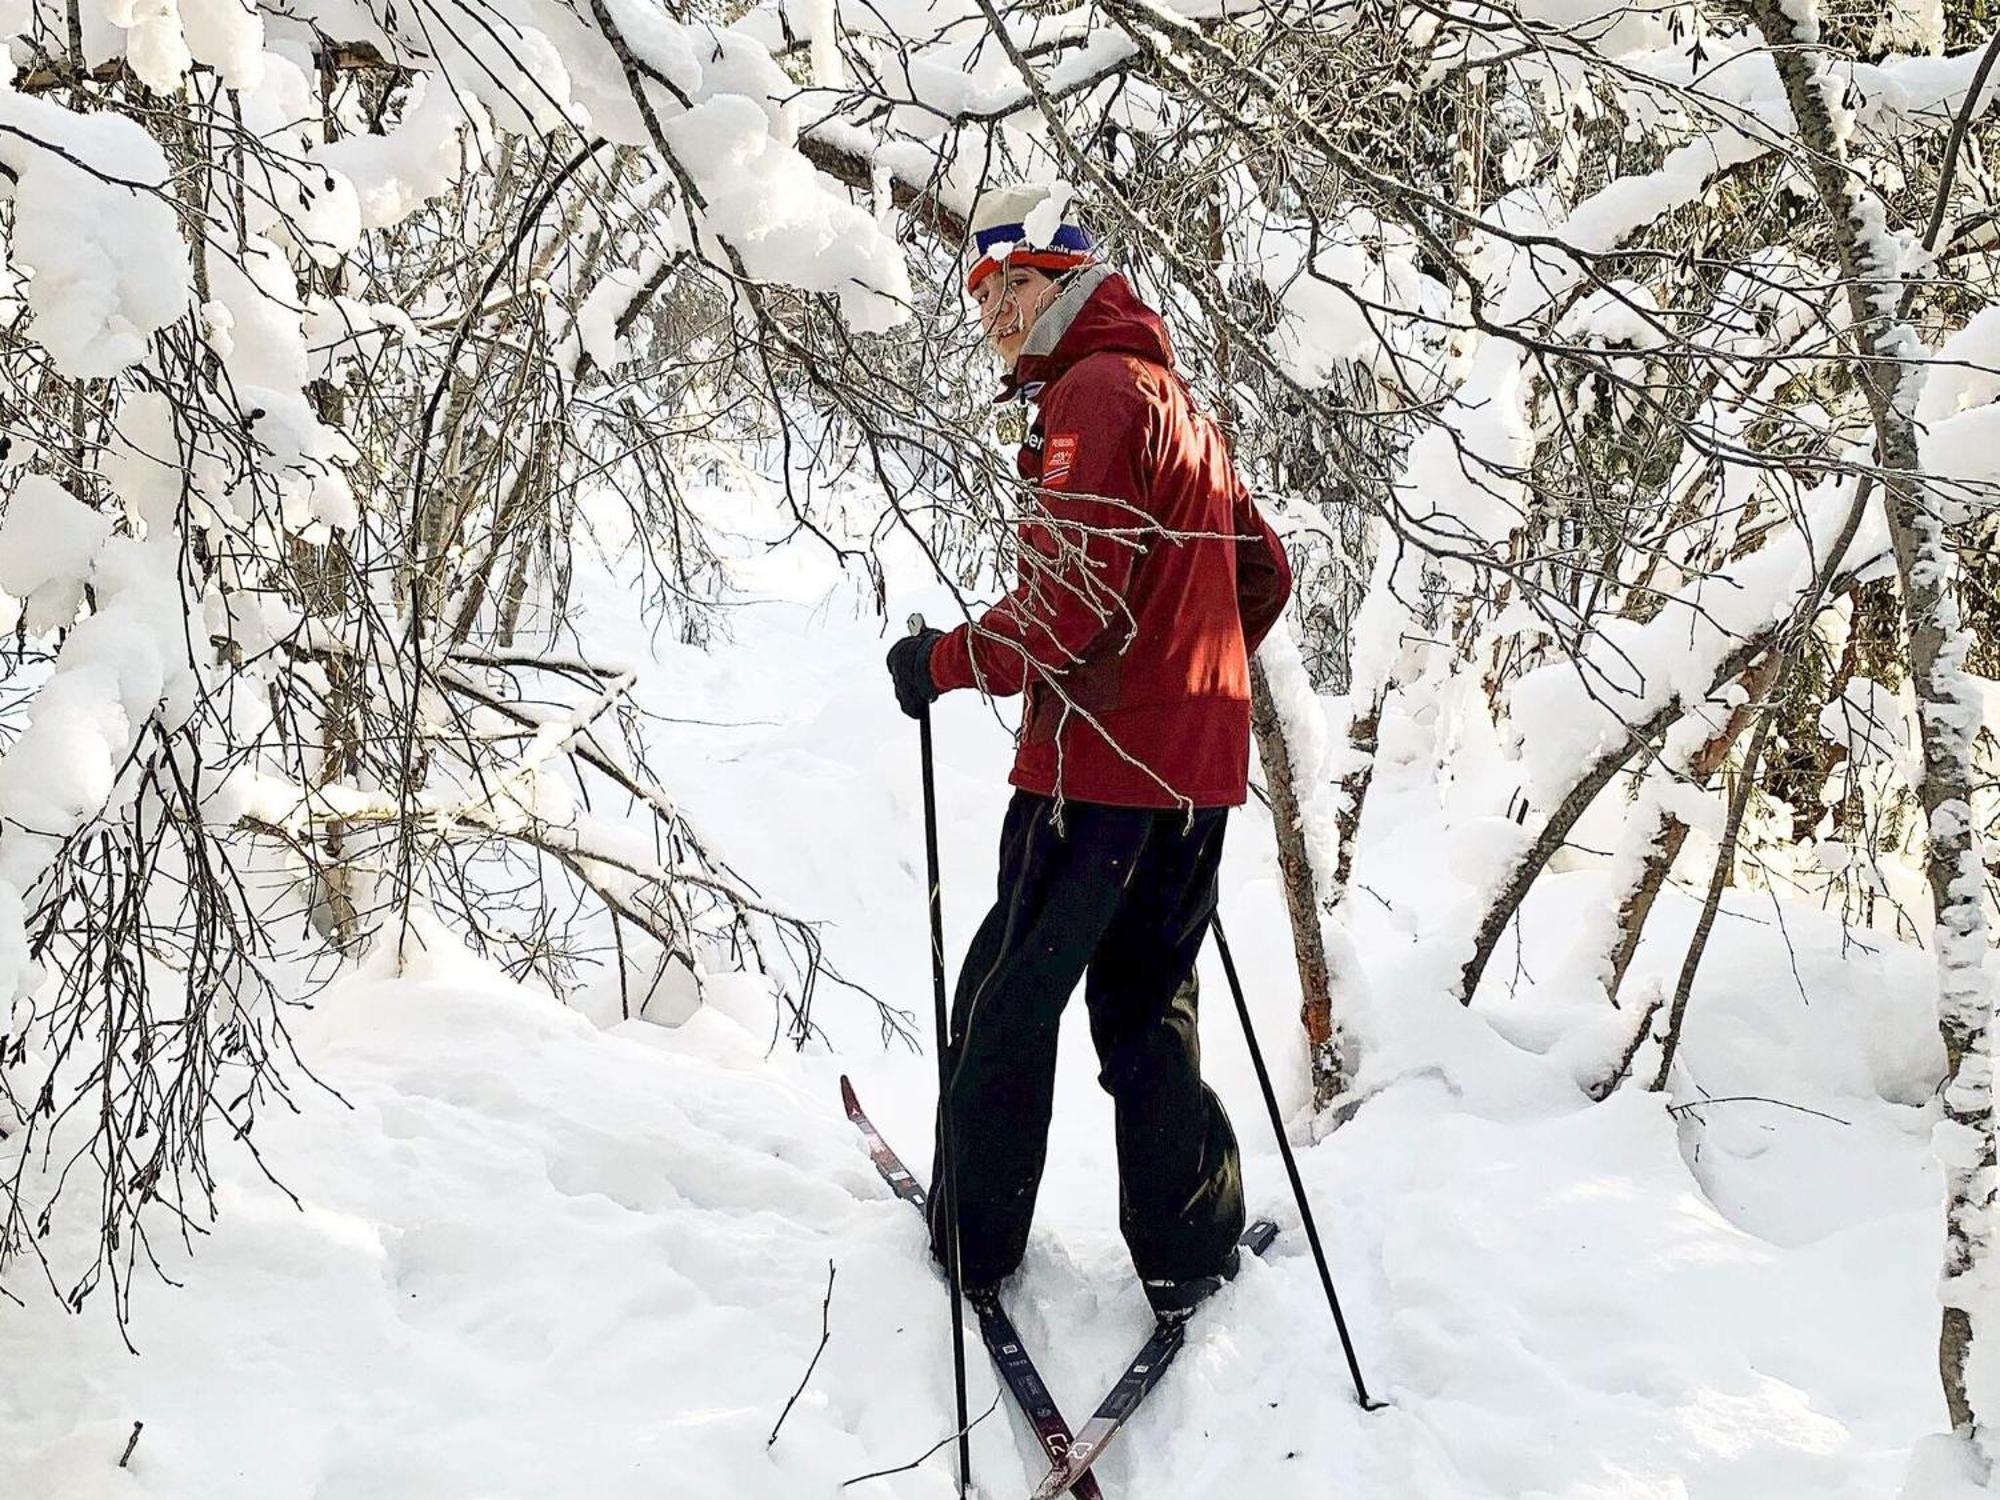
[1041,432,1078,489]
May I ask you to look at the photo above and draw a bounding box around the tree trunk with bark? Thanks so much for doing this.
[1605,651,1785,1005]
[1249,659,1345,1105]
[1753,0,1999,1453]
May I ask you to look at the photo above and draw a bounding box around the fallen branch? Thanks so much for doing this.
[840,1392,1002,1487]
[768,1260,837,1447]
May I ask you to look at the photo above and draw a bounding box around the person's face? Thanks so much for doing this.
[972,264,1060,363]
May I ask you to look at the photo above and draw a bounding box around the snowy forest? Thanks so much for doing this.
[1,0,1999,1493]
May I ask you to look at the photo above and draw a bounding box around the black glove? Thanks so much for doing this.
[886,628,944,720]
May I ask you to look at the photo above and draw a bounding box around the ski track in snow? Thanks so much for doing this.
[0,509,1954,1498]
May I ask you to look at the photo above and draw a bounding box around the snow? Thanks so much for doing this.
[0,474,115,633]
[660,95,913,334]
[178,0,264,90]
[0,81,190,379]
[313,74,474,232]
[1819,677,1907,764]
[1464,29,2000,352]
[104,0,195,92]
[1504,465,1889,815]
[0,493,1957,1498]
[1915,307,2000,518]
[1501,0,1672,58]
[802,0,843,88]
[0,523,197,939]
[207,236,314,393]
[1560,277,1666,351]
[1020,180,1073,249]
[1873,0,1945,54]
[1254,205,1447,389]
[572,262,656,374]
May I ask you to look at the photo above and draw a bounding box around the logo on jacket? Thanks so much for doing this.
[1043,433,1078,489]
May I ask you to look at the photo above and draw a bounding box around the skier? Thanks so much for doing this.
[884,184,1293,1323]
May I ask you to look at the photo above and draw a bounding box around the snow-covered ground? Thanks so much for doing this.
[0,494,1962,1498]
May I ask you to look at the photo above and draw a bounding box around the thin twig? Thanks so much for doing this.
[768,1260,837,1448]
[1667,1094,1852,1128]
[840,1392,1001,1487]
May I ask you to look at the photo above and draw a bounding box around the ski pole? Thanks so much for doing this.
[910,613,973,1496]
[1211,912,1383,1411]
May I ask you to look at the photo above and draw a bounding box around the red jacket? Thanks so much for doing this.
[928,271,1292,808]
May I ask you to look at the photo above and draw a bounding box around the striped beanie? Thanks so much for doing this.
[966,183,1095,293]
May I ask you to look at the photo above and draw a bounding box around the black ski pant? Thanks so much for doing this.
[928,790,1245,1291]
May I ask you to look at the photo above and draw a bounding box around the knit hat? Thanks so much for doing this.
[965,183,1096,293]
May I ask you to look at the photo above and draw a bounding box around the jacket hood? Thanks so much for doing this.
[1006,268,1175,400]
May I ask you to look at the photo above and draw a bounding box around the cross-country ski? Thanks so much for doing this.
[841,1075,1105,1500]
[1024,1220,1279,1500]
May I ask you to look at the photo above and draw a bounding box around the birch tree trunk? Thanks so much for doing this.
[1752,0,1998,1454]
[1250,659,1347,1106]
